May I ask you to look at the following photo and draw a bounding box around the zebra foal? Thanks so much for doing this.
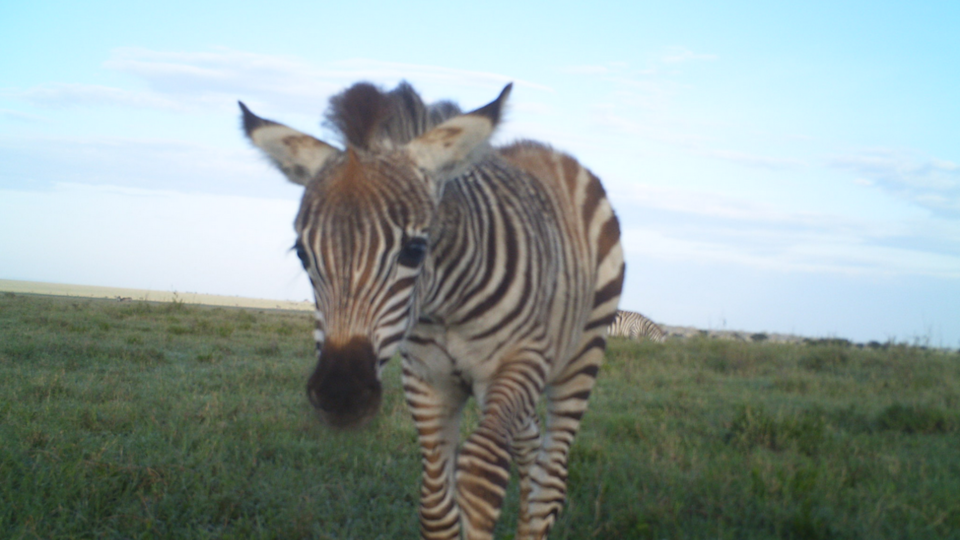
[608,310,666,342]
[240,81,623,539]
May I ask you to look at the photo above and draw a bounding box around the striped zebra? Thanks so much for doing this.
[607,310,666,343]
[240,81,624,540]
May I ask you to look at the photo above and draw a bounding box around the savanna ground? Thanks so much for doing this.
[1,292,958,539]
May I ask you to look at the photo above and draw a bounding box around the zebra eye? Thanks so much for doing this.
[397,237,428,268]
[295,242,309,269]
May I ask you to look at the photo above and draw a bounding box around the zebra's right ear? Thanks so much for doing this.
[239,102,340,186]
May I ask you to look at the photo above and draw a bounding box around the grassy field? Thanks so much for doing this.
[1,292,959,539]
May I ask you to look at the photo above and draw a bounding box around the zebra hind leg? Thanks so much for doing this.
[522,337,606,538]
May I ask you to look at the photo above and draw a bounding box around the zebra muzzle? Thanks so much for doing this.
[306,337,383,428]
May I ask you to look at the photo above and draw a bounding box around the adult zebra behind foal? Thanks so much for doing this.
[608,310,666,343]
[240,82,624,540]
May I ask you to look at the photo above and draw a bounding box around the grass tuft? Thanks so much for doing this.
[876,403,954,434]
[727,406,828,456]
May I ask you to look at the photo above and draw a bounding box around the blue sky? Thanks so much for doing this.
[2,1,958,346]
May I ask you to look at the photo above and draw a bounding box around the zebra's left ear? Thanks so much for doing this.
[406,83,512,182]
[239,102,340,186]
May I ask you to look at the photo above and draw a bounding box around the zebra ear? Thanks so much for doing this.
[239,102,340,186]
[406,83,512,181]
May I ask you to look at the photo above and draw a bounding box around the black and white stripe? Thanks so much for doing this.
[608,310,666,343]
[241,81,624,540]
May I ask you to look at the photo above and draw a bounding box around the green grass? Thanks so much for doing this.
[2,292,959,539]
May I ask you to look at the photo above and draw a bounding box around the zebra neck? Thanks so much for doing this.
[415,168,491,326]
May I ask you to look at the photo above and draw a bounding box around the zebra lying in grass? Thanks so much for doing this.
[240,82,623,540]
[607,310,666,343]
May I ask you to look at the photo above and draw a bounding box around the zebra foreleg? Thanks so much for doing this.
[402,366,466,540]
[457,362,545,540]
[511,413,543,540]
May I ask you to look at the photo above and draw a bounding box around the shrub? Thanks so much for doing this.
[798,346,849,371]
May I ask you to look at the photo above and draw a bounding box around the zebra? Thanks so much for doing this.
[239,81,624,540]
[607,310,666,343]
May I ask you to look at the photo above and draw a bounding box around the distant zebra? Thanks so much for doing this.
[608,310,666,343]
[240,82,623,540]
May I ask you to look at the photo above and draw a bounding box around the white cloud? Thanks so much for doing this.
[832,149,960,217]
[610,182,960,278]
[624,223,960,278]
[559,47,716,80]
[4,83,185,111]
[326,58,552,93]
[589,106,808,171]
[555,52,821,176]
[0,134,297,199]
[2,48,549,117]
[701,149,807,170]
[588,102,702,145]
[0,108,50,123]
[611,182,875,234]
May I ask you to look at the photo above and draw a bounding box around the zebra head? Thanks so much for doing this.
[240,83,511,427]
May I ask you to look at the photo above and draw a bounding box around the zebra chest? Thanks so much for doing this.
[402,324,502,396]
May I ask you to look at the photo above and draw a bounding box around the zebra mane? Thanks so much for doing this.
[323,81,462,151]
